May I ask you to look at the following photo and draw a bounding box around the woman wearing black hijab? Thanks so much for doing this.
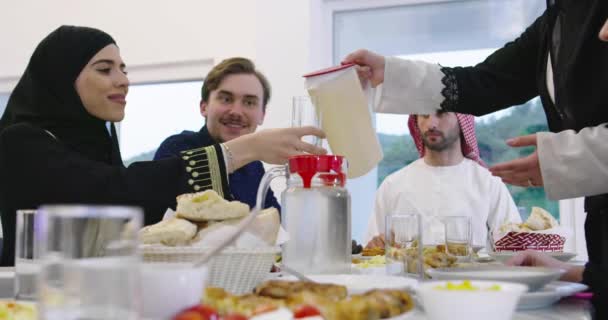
[343,0,607,315]
[0,26,325,266]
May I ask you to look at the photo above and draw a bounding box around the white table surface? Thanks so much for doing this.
[402,299,592,319]
[0,267,593,319]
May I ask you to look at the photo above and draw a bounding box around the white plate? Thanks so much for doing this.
[488,251,577,263]
[518,281,588,310]
[281,274,418,295]
[426,266,565,291]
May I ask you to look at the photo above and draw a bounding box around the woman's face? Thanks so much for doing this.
[75,44,129,122]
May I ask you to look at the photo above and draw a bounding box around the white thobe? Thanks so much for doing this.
[366,158,521,248]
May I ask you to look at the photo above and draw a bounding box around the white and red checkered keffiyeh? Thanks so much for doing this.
[407,113,487,168]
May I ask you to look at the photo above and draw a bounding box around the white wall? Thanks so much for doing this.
[0,0,314,183]
[0,0,312,128]
[2,1,383,244]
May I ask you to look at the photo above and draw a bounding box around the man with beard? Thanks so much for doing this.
[365,111,521,249]
[154,57,281,210]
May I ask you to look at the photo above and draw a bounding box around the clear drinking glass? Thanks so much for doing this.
[443,216,472,262]
[36,205,142,320]
[385,214,423,278]
[14,209,40,301]
[292,96,323,148]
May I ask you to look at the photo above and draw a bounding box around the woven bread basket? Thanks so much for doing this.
[142,245,280,294]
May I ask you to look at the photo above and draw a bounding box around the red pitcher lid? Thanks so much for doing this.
[302,63,355,78]
[288,155,346,188]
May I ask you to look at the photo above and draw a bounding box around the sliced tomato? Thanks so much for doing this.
[293,305,322,318]
[178,305,219,320]
[222,313,248,320]
[172,310,206,320]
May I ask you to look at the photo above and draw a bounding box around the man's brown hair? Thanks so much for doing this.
[201,57,271,111]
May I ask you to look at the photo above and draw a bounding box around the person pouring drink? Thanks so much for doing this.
[343,2,608,315]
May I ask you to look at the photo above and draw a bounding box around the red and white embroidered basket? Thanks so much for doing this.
[494,231,565,252]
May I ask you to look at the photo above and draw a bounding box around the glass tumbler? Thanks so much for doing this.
[14,209,41,301]
[292,96,323,148]
[385,214,423,278]
[443,215,472,262]
[36,205,142,320]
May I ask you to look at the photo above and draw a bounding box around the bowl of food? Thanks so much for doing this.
[0,300,37,320]
[417,280,527,320]
[141,263,208,320]
[426,265,565,291]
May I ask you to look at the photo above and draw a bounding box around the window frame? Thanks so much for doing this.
[0,58,214,93]
[313,0,586,259]
[0,59,214,137]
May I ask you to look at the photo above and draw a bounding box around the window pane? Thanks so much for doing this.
[334,0,545,60]
[0,92,8,238]
[119,81,204,165]
[0,93,9,116]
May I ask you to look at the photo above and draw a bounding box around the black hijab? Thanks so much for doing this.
[0,25,123,165]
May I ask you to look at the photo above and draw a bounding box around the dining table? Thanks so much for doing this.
[0,266,595,319]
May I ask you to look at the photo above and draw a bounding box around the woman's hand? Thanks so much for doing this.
[342,49,386,88]
[489,134,544,187]
[225,126,327,170]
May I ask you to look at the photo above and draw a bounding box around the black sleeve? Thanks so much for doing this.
[440,11,547,116]
[0,124,230,225]
[583,262,607,315]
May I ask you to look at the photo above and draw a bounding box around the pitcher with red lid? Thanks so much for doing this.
[255,154,351,274]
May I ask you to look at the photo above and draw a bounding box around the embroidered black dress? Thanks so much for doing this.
[437,1,608,313]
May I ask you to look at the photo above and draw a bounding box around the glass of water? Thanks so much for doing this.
[443,216,472,262]
[385,214,423,278]
[36,205,142,320]
[14,209,40,301]
[292,96,323,148]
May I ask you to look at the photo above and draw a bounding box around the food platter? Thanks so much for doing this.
[426,266,565,292]
[281,274,418,295]
[197,277,417,320]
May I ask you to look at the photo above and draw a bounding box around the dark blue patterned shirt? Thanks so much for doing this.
[154,126,281,211]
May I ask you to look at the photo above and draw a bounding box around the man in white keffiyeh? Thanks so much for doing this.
[408,112,486,167]
[366,111,521,250]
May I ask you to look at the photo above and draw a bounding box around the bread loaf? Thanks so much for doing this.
[176,190,249,221]
[139,217,198,246]
[525,206,558,231]
[195,207,281,245]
